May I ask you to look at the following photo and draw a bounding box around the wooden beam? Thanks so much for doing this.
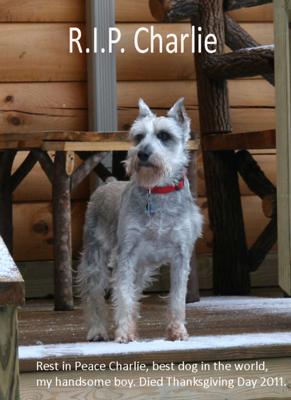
[149,0,272,22]
[31,150,54,183]
[202,130,275,151]
[10,151,37,192]
[43,140,199,152]
[194,0,250,294]
[248,216,277,272]
[71,152,107,191]
[0,306,20,400]
[52,152,73,311]
[202,45,274,80]
[225,15,274,86]
[274,0,291,295]
[236,150,276,199]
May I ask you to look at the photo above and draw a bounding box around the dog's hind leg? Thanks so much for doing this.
[78,243,110,342]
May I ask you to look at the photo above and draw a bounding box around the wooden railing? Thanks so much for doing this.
[0,236,24,400]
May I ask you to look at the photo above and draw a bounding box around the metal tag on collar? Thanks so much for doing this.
[145,188,156,217]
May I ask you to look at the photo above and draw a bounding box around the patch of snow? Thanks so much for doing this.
[19,332,291,360]
[0,236,23,281]
[187,297,291,312]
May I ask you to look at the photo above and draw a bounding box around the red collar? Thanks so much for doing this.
[149,178,185,194]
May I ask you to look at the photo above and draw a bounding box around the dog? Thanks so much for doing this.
[78,98,202,343]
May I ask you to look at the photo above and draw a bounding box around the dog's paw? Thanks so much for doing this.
[166,322,189,341]
[87,326,109,342]
[115,329,137,344]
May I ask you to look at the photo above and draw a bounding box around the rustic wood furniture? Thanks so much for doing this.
[150,0,277,294]
[0,132,199,310]
[0,236,24,400]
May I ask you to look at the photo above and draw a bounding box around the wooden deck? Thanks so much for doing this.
[18,293,291,372]
[19,293,291,399]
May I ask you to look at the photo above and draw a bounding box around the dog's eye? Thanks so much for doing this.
[157,130,171,142]
[134,134,144,144]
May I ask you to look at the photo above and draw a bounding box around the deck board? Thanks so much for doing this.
[18,295,291,371]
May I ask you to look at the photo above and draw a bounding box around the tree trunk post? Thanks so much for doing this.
[53,151,74,310]
[187,148,200,302]
[193,0,250,294]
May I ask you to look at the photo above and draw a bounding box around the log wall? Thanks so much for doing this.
[0,1,275,262]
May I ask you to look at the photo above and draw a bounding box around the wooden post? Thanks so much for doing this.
[194,0,250,294]
[53,152,73,310]
[0,151,16,253]
[274,0,291,295]
[0,236,24,400]
[187,147,200,303]
[0,306,20,400]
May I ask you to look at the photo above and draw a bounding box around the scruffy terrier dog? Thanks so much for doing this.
[78,98,202,343]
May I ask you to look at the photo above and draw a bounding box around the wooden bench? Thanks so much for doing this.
[0,236,24,400]
[0,131,199,310]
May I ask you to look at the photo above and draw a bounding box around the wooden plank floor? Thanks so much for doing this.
[19,293,291,398]
[18,293,291,372]
[19,293,291,346]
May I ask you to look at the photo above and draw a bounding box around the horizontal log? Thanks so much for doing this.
[0,23,274,82]
[0,1,273,22]
[0,105,276,141]
[150,0,272,22]
[203,46,274,80]
[0,236,24,305]
[202,130,276,151]
[119,107,276,134]
[0,79,275,116]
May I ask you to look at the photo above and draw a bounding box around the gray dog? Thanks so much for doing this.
[78,98,202,343]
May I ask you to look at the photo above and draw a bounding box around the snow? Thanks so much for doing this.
[0,236,23,282]
[187,296,291,312]
[19,332,291,360]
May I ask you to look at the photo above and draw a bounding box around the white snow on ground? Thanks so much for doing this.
[19,331,291,360]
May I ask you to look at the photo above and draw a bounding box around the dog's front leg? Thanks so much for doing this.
[113,251,139,343]
[166,256,190,341]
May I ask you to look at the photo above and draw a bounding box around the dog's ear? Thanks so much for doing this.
[138,98,153,118]
[167,98,191,138]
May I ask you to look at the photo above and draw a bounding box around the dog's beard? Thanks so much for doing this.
[125,153,171,188]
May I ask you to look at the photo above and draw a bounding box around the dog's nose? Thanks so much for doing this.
[137,150,150,162]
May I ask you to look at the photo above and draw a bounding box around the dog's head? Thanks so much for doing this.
[125,98,191,188]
